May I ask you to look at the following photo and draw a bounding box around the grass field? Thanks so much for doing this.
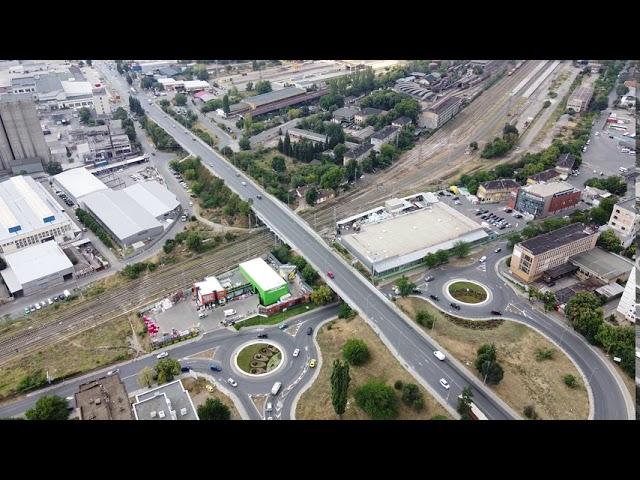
[296,316,452,420]
[234,303,315,330]
[0,315,134,401]
[397,297,589,420]
[448,281,488,304]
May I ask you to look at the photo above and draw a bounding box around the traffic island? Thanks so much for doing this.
[235,342,284,376]
[445,280,491,306]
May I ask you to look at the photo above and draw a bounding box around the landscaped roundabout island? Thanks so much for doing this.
[236,343,283,375]
[447,281,489,304]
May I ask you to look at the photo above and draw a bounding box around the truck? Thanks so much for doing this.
[271,381,282,395]
[223,309,236,317]
[459,395,488,420]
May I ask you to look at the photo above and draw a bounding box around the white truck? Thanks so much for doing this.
[223,309,236,317]
[271,381,282,395]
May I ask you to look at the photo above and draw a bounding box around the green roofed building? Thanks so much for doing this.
[239,257,289,306]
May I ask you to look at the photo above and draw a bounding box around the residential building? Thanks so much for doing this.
[0,241,74,297]
[354,107,387,125]
[287,128,328,145]
[0,175,75,254]
[510,181,581,218]
[391,116,412,128]
[526,168,563,184]
[194,276,227,306]
[510,223,599,283]
[616,266,636,323]
[566,85,594,113]
[607,197,638,248]
[295,186,335,205]
[0,93,51,173]
[370,125,400,152]
[332,106,360,123]
[555,153,576,175]
[74,374,134,420]
[132,379,199,421]
[344,125,375,143]
[419,96,462,129]
[343,142,374,165]
[476,179,519,203]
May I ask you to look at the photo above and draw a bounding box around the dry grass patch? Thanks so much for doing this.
[397,297,589,420]
[0,315,134,401]
[182,376,241,420]
[296,316,451,420]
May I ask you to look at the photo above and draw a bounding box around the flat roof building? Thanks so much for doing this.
[607,197,638,248]
[52,167,109,204]
[510,181,581,219]
[123,181,181,221]
[1,240,74,297]
[194,275,227,306]
[341,201,488,276]
[0,175,75,254]
[75,374,134,420]
[287,128,328,145]
[239,257,289,306]
[243,87,306,109]
[132,379,199,421]
[332,106,360,123]
[570,248,634,284]
[419,96,462,129]
[510,223,599,283]
[370,125,400,152]
[476,179,519,204]
[567,85,594,113]
[343,142,374,165]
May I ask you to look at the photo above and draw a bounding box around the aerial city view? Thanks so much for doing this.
[0,59,636,421]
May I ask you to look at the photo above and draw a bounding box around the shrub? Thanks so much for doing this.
[394,380,404,390]
[413,398,425,412]
[523,405,539,420]
[401,383,422,407]
[342,338,370,366]
[535,348,555,361]
[563,374,578,389]
[416,310,434,328]
[354,380,398,420]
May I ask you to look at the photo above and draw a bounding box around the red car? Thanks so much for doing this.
[327,271,334,279]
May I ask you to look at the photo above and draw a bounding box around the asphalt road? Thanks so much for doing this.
[381,239,633,420]
[0,305,339,420]
[95,61,633,420]
[95,61,518,420]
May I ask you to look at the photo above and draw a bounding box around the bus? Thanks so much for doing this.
[459,395,488,420]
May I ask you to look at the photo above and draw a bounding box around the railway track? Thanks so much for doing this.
[0,231,275,365]
[301,61,555,232]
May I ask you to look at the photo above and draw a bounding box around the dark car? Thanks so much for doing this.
[209,363,222,372]
[425,276,435,282]
[475,211,483,216]
[306,327,313,335]
[256,194,262,199]
[450,302,461,310]
[430,294,440,301]
[514,214,523,219]
[257,333,268,339]
[180,366,191,372]
[412,288,422,294]
[504,208,513,213]
[278,323,289,330]
[490,310,502,316]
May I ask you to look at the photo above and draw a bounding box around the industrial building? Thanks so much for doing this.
[218,86,327,119]
[616,266,636,323]
[570,248,634,284]
[1,240,74,297]
[476,179,519,204]
[419,96,462,129]
[526,168,563,184]
[122,181,181,221]
[0,93,51,173]
[510,223,599,283]
[566,85,594,113]
[370,125,400,152]
[74,374,134,420]
[339,194,488,276]
[194,276,227,306]
[132,379,199,421]
[239,257,289,306]
[343,142,374,165]
[332,106,360,123]
[287,128,328,145]
[0,175,75,254]
[606,197,638,248]
[509,181,581,218]
[82,190,164,247]
[52,166,109,205]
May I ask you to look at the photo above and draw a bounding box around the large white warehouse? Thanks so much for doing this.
[52,167,109,205]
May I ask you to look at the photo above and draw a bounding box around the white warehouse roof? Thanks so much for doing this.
[82,190,162,242]
[61,80,93,97]
[239,258,287,291]
[194,276,224,295]
[53,167,108,201]
[1,241,73,291]
[123,181,179,219]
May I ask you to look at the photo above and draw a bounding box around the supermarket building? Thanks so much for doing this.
[239,257,289,306]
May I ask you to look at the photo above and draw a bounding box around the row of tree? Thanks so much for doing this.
[76,208,114,248]
[480,123,519,159]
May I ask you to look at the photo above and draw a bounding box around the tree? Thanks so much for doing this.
[186,231,204,253]
[78,107,92,125]
[543,100,551,108]
[245,81,253,91]
[138,366,155,388]
[255,80,272,94]
[25,395,70,420]
[475,343,504,385]
[415,310,434,328]
[44,161,63,175]
[195,67,210,81]
[154,358,181,384]
[338,301,355,319]
[395,276,415,297]
[239,135,251,150]
[435,249,450,265]
[423,253,439,268]
[597,229,623,253]
[271,155,286,172]
[305,186,318,205]
[174,93,187,106]
[320,166,344,191]
[565,292,604,344]
[301,264,318,285]
[330,359,350,417]
[86,59,92,66]
[310,285,333,305]
[222,94,230,114]
[354,380,398,420]
[451,240,470,258]
[469,141,478,151]
[523,405,539,420]
[197,398,231,420]
[401,383,423,409]
[333,143,348,164]
[344,158,359,181]
[141,76,155,90]
[343,338,370,366]
[457,386,473,419]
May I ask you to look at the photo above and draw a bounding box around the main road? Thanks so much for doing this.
[96,61,517,419]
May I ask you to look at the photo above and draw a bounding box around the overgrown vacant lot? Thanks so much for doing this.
[296,316,451,420]
[397,297,589,420]
[182,376,241,420]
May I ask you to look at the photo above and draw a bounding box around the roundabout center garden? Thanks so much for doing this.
[236,343,282,375]
[448,281,488,304]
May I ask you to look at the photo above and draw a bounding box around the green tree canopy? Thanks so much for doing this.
[354,380,398,420]
[451,240,471,258]
[197,398,231,420]
[174,93,187,106]
[310,285,333,305]
[154,358,181,384]
[343,338,370,366]
[330,359,350,417]
[395,276,416,297]
[25,395,69,420]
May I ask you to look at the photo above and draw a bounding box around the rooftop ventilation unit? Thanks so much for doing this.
[158,410,166,419]
[150,411,157,418]
[180,408,188,416]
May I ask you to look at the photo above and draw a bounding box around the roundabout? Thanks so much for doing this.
[443,279,492,306]
[233,340,286,377]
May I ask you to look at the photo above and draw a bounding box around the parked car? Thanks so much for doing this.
[292,348,300,357]
[439,378,450,390]
[412,288,422,294]
[433,350,446,361]
[180,366,191,372]
[156,352,169,359]
[227,378,238,387]
[24,307,31,315]
[494,248,502,253]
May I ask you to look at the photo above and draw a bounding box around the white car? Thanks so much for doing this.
[439,378,450,390]
[292,348,300,358]
[433,351,446,361]
[636,351,640,359]
[227,378,238,387]
[241,181,247,186]
[35,303,42,310]
[156,352,169,359]
[595,132,599,136]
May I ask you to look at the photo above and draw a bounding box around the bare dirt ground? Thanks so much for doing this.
[296,316,452,420]
[182,376,241,420]
[397,297,589,420]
